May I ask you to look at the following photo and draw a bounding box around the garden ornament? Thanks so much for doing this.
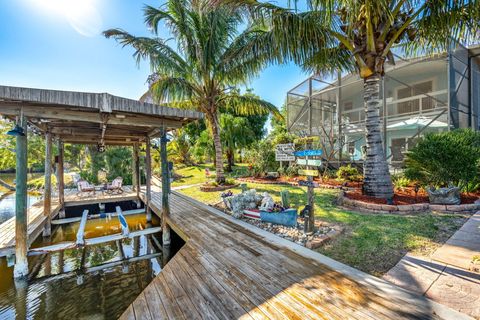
[259,192,275,211]
[427,186,461,205]
[226,189,262,218]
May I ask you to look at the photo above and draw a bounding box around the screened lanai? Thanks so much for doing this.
[287,44,480,166]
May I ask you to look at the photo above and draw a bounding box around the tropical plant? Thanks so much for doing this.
[245,140,279,176]
[220,114,255,172]
[224,0,479,199]
[192,130,215,164]
[168,129,194,165]
[104,0,281,184]
[404,129,480,188]
[391,173,411,191]
[336,164,362,182]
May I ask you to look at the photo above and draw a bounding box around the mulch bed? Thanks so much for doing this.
[345,188,480,205]
[238,176,362,188]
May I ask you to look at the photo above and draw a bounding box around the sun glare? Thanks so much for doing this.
[29,0,103,37]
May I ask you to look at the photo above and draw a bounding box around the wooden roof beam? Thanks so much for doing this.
[0,105,184,129]
[49,127,148,138]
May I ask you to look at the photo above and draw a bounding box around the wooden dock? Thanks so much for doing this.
[123,189,466,320]
[64,186,138,207]
[0,186,138,257]
[0,200,61,257]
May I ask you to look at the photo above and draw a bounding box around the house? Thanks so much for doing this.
[286,43,480,166]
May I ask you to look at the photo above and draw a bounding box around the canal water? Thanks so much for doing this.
[0,213,164,319]
[0,173,41,224]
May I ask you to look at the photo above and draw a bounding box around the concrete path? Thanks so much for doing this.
[384,211,480,319]
[384,254,480,319]
[431,211,480,270]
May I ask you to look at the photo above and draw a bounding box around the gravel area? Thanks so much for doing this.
[241,217,343,248]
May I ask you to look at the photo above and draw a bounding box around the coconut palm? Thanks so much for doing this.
[104,0,281,184]
[224,0,479,199]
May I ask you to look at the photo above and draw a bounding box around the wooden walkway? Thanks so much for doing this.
[0,200,61,257]
[122,189,466,320]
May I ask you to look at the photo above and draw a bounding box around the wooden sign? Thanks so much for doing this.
[294,136,319,144]
[275,143,295,161]
[298,180,319,188]
[294,149,323,157]
[296,159,322,166]
[298,169,319,176]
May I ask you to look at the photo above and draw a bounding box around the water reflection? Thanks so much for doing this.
[0,214,163,319]
[0,192,41,224]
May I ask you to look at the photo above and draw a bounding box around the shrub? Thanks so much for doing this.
[225,178,236,185]
[336,165,361,182]
[404,129,480,188]
[391,173,411,191]
[285,165,298,178]
[244,140,278,175]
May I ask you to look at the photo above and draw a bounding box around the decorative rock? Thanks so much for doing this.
[427,186,461,205]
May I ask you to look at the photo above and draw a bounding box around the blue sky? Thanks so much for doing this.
[0,0,308,109]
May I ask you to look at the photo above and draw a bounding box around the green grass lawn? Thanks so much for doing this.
[176,175,467,276]
[171,163,249,188]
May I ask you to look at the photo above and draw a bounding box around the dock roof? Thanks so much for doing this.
[0,85,203,145]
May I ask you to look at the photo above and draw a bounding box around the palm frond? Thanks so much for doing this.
[220,93,282,120]
[148,76,198,104]
[103,29,189,76]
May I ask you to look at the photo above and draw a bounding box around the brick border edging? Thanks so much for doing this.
[337,191,480,214]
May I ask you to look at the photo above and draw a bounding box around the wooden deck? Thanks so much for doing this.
[0,186,138,257]
[64,186,138,207]
[122,189,465,320]
[0,200,61,257]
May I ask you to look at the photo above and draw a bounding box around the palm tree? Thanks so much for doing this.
[220,114,255,172]
[104,0,281,184]
[224,0,479,199]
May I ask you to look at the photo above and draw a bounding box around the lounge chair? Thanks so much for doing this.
[77,180,95,197]
[106,177,123,194]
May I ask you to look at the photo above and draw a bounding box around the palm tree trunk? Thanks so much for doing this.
[226,149,234,172]
[363,74,394,200]
[208,112,225,184]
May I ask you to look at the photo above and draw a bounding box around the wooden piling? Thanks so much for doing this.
[14,116,28,278]
[57,140,65,218]
[145,138,152,223]
[160,128,171,248]
[132,143,140,196]
[43,131,52,237]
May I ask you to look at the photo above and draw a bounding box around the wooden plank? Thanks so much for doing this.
[132,292,153,320]
[161,264,203,320]
[152,274,187,320]
[119,305,136,320]
[141,279,169,320]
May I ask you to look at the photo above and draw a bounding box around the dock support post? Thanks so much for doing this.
[145,138,152,223]
[160,128,171,250]
[43,131,52,237]
[57,140,65,218]
[14,115,29,279]
[133,143,140,197]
